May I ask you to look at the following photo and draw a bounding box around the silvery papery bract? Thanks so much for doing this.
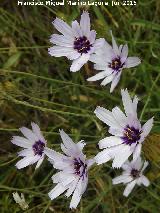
[112,157,150,197]
[12,192,29,210]
[94,89,153,168]
[87,31,141,92]
[48,11,104,72]
[11,122,46,169]
[44,130,95,209]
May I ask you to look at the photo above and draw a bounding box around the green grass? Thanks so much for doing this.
[0,0,160,212]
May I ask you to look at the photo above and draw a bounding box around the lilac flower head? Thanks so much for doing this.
[48,11,104,72]
[11,122,47,169]
[44,130,94,209]
[113,157,150,197]
[87,31,141,92]
[94,89,154,168]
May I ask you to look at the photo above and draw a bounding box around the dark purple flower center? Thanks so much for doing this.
[74,158,87,179]
[121,125,142,146]
[32,140,45,156]
[74,36,92,54]
[131,169,140,178]
[108,57,123,72]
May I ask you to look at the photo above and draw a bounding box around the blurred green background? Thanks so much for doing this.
[0,0,160,212]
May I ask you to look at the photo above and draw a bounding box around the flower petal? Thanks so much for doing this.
[70,179,82,209]
[31,122,46,143]
[70,54,90,72]
[87,70,111,82]
[141,161,149,173]
[119,44,123,53]
[121,88,137,119]
[48,183,67,200]
[131,156,142,171]
[120,44,128,63]
[108,127,123,136]
[52,171,62,183]
[67,51,81,60]
[121,160,131,171]
[132,95,139,113]
[86,159,95,168]
[137,175,150,186]
[80,11,90,37]
[50,34,73,47]
[99,136,123,149]
[61,174,75,187]
[89,52,107,64]
[61,143,73,157]
[94,149,111,165]
[72,20,82,37]
[44,147,65,162]
[110,30,119,56]
[94,106,122,129]
[59,130,78,154]
[65,177,79,197]
[53,18,74,39]
[88,30,96,44]
[94,64,108,71]
[81,176,88,194]
[132,144,142,162]
[141,117,154,139]
[77,140,86,151]
[93,38,105,51]
[127,116,141,130]
[35,156,44,169]
[112,145,132,168]
[112,106,127,127]
[110,71,122,93]
[18,148,33,157]
[16,155,39,169]
[11,136,32,148]
[125,57,141,68]
[123,180,137,197]
[113,174,133,184]
[48,46,75,57]
[20,127,38,142]
[100,75,114,86]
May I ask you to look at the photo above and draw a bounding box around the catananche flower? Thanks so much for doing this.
[11,122,46,169]
[87,31,141,92]
[48,11,104,72]
[44,130,94,209]
[94,89,153,168]
[112,157,150,197]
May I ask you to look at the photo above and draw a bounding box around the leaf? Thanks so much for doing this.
[3,52,21,69]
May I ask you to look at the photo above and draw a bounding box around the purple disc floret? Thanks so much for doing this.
[32,140,45,156]
[122,125,142,146]
[74,158,87,179]
[74,36,92,54]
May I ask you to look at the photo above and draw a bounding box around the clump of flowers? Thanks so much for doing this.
[10,10,156,210]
